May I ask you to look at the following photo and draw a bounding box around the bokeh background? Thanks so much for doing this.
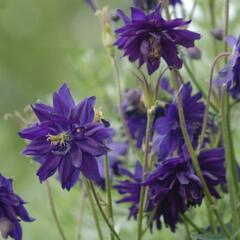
[0,0,240,239]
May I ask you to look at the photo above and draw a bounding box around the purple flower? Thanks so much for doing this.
[114,161,143,219]
[115,5,200,74]
[96,141,128,190]
[122,88,164,148]
[218,36,240,99]
[0,174,33,240]
[144,147,226,231]
[19,84,114,190]
[154,82,205,159]
[144,155,203,231]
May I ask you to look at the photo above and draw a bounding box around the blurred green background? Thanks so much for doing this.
[0,0,240,239]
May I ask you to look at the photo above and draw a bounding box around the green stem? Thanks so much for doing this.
[224,0,230,57]
[181,214,202,233]
[182,216,192,240]
[189,0,197,20]
[184,61,215,108]
[172,69,231,238]
[221,87,240,237]
[89,181,121,240]
[76,185,86,240]
[104,155,115,240]
[137,106,155,240]
[82,177,104,240]
[110,54,137,152]
[197,52,231,151]
[46,181,67,240]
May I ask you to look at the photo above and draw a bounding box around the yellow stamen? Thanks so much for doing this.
[47,131,69,146]
[94,107,104,122]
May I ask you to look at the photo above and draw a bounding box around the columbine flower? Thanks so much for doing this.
[115,5,200,74]
[144,146,226,231]
[122,88,163,148]
[114,161,143,219]
[144,155,203,231]
[218,36,240,99]
[96,141,128,190]
[19,84,114,190]
[154,82,205,159]
[0,174,33,240]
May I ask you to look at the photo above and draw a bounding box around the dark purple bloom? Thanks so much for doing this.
[144,147,226,231]
[154,82,205,159]
[0,174,33,240]
[96,141,128,190]
[122,88,163,148]
[114,161,143,219]
[115,6,200,74]
[218,36,240,99]
[19,84,114,190]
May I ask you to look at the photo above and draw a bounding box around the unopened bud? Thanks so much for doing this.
[210,28,224,41]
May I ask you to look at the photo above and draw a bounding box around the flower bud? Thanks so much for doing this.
[210,28,224,41]
[187,47,202,60]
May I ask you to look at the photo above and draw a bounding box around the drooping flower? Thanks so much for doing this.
[144,155,203,231]
[0,174,33,240]
[114,161,143,219]
[122,88,163,148]
[217,36,240,99]
[144,146,226,232]
[115,5,200,74]
[96,141,128,190]
[19,84,114,190]
[154,82,205,159]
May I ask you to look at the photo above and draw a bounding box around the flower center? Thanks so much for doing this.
[47,131,70,146]
[94,107,104,122]
[149,37,161,61]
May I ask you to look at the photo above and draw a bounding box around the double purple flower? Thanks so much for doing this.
[19,84,114,190]
[0,174,33,240]
[115,5,200,74]
[154,82,205,159]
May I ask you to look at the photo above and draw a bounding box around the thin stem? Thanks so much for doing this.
[76,185,86,240]
[181,214,202,233]
[82,177,104,240]
[104,155,115,240]
[46,181,67,240]
[189,0,197,20]
[197,52,231,151]
[182,216,192,240]
[163,0,171,20]
[89,181,121,240]
[154,67,169,100]
[224,0,230,57]
[221,86,240,237]
[137,107,155,240]
[110,55,136,151]
[172,69,231,238]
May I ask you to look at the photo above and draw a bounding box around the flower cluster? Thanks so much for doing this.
[19,84,114,190]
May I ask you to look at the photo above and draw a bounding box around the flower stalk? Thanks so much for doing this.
[104,155,115,240]
[82,177,104,240]
[137,105,155,240]
[89,181,121,240]
[46,181,67,240]
[172,68,231,238]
